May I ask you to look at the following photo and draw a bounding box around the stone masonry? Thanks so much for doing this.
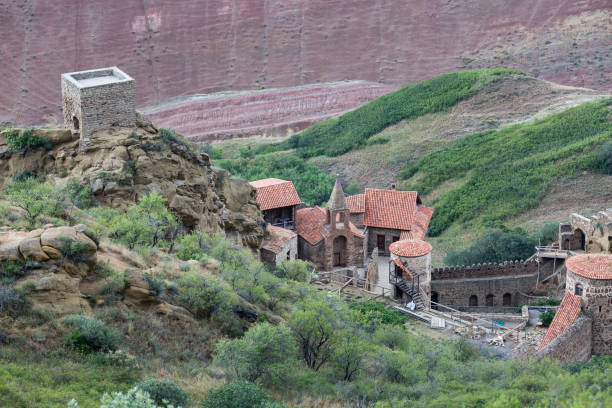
[61,67,136,149]
[559,209,612,253]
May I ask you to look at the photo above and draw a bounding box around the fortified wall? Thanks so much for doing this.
[430,260,553,309]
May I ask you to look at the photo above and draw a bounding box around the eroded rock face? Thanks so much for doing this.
[0,116,266,250]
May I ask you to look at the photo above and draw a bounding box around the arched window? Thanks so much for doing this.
[503,293,512,306]
[486,294,494,307]
[575,283,583,296]
[431,291,439,310]
[72,116,80,130]
[469,295,478,306]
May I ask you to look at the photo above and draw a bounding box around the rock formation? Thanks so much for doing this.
[0,116,266,250]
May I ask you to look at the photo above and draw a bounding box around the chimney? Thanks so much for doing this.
[391,183,396,190]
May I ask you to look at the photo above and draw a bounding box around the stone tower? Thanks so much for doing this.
[326,179,350,230]
[61,67,136,149]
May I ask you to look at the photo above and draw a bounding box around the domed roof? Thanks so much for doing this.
[389,239,432,257]
[566,254,612,280]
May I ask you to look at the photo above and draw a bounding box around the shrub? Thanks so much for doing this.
[201,381,277,408]
[65,315,121,353]
[63,178,97,209]
[5,127,52,153]
[0,286,24,315]
[592,141,612,174]
[137,379,190,408]
[349,301,406,331]
[144,273,165,297]
[160,128,192,152]
[540,310,556,327]
[444,228,536,266]
[61,238,95,263]
[533,222,559,245]
[176,233,206,261]
[344,182,361,196]
[214,323,297,385]
[69,387,167,408]
[0,261,26,284]
[366,134,390,146]
[4,177,63,226]
[176,273,236,320]
[273,260,314,282]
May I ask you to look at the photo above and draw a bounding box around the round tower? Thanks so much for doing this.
[565,254,612,354]
[389,239,432,306]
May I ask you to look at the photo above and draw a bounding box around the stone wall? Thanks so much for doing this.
[366,227,403,256]
[566,269,612,355]
[430,261,543,308]
[261,234,298,266]
[560,210,612,253]
[535,316,592,363]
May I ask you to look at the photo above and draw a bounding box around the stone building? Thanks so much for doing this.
[61,67,135,149]
[296,180,365,271]
[260,225,298,266]
[559,209,612,253]
[250,178,302,230]
[346,187,433,256]
[537,254,612,362]
[389,239,433,308]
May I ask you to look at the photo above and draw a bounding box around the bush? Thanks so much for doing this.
[201,381,280,408]
[69,387,166,408]
[176,233,206,261]
[60,238,95,263]
[349,301,406,331]
[65,315,121,353]
[4,177,63,226]
[0,286,24,315]
[5,127,52,153]
[273,260,314,282]
[144,273,165,297]
[540,310,556,327]
[137,379,190,408]
[592,141,612,174]
[533,222,559,245]
[366,134,390,146]
[63,178,97,209]
[160,128,192,152]
[444,228,536,266]
[177,273,237,320]
[0,261,26,284]
[344,182,361,196]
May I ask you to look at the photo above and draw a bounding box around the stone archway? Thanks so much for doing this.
[333,235,348,267]
[469,295,478,306]
[431,291,439,310]
[503,293,512,306]
[572,229,586,251]
[72,115,80,130]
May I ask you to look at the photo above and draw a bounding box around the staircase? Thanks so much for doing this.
[395,279,425,310]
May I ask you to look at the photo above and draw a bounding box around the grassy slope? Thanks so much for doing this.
[403,98,612,236]
[264,69,521,158]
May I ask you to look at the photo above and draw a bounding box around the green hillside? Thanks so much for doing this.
[259,69,521,158]
[402,98,612,236]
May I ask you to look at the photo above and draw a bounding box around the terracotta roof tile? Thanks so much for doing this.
[393,257,413,279]
[566,254,612,280]
[411,206,434,240]
[346,194,365,213]
[389,239,432,257]
[250,178,302,211]
[296,207,364,245]
[363,189,418,230]
[538,292,582,350]
[262,225,296,254]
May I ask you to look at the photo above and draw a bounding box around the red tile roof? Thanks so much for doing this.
[393,257,413,279]
[566,254,612,280]
[296,207,364,245]
[346,194,365,213]
[250,178,302,211]
[539,292,582,350]
[363,189,418,231]
[262,225,297,254]
[411,206,434,240]
[389,239,432,258]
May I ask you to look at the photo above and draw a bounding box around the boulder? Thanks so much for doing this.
[18,271,91,315]
[18,238,50,261]
[41,245,62,259]
[0,241,23,262]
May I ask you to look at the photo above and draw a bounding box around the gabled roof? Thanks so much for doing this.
[538,292,582,351]
[327,179,348,211]
[296,207,364,245]
[262,225,297,254]
[411,206,434,240]
[363,189,419,231]
[346,194,365,214]
[249,178,302,211]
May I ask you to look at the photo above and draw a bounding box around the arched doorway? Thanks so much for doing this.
[469,295,478,307]
[333,235,347,267]
[72,116,80,130]
[572,229,586,250]
[503,293,512,306]
[431,291,439,310]
[486,294,494,307]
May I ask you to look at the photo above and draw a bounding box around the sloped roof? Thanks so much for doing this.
[393,257,413,279]
[389,239,432,257]
[411,206,434,240]
[296,207,364,245]
[262,225,297,254]
[566,254,612,280]
[346,194,365,213]
[363,189,419,230]
[327,179,348,211]
[538,292,582,351]
[249,178,302,211]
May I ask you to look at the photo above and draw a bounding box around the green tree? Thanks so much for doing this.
[176,273,236,320]
[330,329,369,381]
[5,177,62,227]
[274,260,314,282]
[289,296,340,370]
[214,323,297,386]
[202,381,284,408]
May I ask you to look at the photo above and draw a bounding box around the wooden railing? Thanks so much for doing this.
[315,270,390,297]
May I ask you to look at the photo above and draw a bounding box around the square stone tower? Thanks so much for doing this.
[61,67,135,149]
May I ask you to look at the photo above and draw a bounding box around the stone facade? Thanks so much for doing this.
[61,67,136,149]
[429,261,551,309]
[261,233,297,266]
[559,209,612,253]
[566,264,612,354]
[535,316,593,363]
[391,251,431,307]
[367,226,403,256]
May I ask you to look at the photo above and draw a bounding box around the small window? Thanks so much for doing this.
[72,116,80,130]
[575,284,583,296]
[377,235,386,250]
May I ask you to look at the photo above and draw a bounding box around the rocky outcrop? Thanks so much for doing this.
[0,117,266,250]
